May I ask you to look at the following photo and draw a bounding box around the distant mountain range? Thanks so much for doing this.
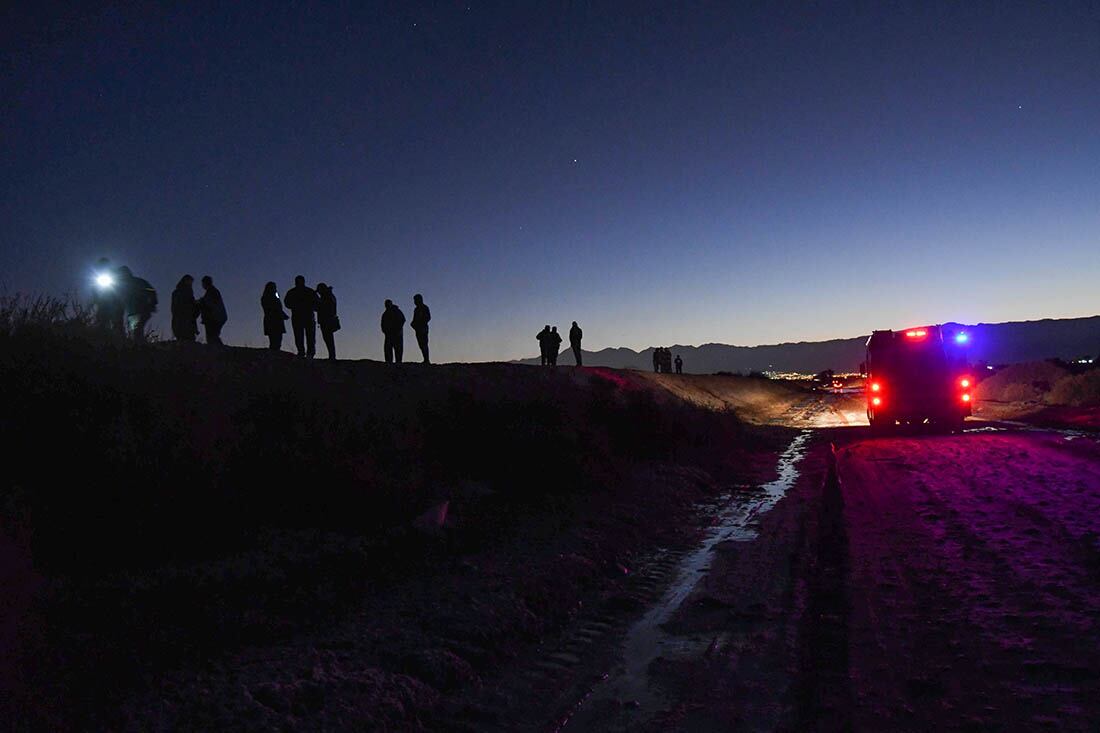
[516,316,1100,374]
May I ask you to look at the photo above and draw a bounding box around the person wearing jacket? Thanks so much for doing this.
[569,321,583,366]
[547,326,563,366]
[411,293,431,364]
[171,275,199,341]
[381,299,406,363]
[537,325,551,366]
[119,265,157,343]
[198,275,228,345]
[283,275,319,358]
[261,281,289,351]
[316,283,340,360]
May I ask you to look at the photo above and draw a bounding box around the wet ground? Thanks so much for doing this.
[559,431,812,731]
[451,395,1100,731]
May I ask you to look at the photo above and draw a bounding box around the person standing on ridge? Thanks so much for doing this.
[652,348,660,373]
[381,299,406,363]
[548,326,563,366]
[171,275,199,341]
[261,282,289,351]
[411,293,431,364]
[119,266,157,343]
[197,275,227,345]
[675,354,683,374]
[284,275,319,358]
[537,325,552,366]
[569,321,583,366]
[316,283,340,361]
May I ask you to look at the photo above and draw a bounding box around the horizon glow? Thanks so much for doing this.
[2,3,1097,362]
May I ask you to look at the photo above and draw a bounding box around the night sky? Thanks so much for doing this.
[3,2,1097,362]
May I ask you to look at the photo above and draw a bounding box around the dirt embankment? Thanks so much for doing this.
[974,361,1100,429]
[626,372,807,424]
[0,329,788,730]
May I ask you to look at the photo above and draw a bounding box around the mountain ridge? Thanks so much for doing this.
[516,315,1100,374]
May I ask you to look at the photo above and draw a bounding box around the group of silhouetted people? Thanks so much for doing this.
[537,321,583,367]
[256,276,342,359]
[652,347,683,374]
[97,262,432,363]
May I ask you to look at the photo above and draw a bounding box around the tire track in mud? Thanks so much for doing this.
[793,445,854,731]
[435,544,694,732]
[435,433,814,732]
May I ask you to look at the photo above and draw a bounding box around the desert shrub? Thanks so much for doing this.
[974,361,1070,403]
[1047,371,1100,407]
[0,292,95,336]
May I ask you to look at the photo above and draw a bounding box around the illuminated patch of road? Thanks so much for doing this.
[771,394,868,429]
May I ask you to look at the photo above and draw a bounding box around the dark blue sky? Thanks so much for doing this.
[3,1,1097,361]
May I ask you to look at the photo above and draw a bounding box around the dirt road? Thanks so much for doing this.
[477,411,1100,731]
[835,427,1100,730]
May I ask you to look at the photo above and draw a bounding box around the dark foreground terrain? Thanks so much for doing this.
[0,325,785,731]
[4,318,1100,731]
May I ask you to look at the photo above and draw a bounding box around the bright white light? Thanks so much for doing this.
[95,273,115,289]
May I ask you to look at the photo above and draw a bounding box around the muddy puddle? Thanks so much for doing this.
[558,430,812,731]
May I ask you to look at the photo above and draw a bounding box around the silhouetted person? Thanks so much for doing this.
[381,299,406,363]
[548,326,563,366]
[537,325,552,366]
[261,281,289,351]
[569,321,583,366]
[198,275,227,345]
[92,258,125,335]
[675,354,683,374]
[119,265,157,343]
[317,283,340,360]
[284,275,319,358]
[653,348,660,373]
[171,275,199,341]
[411,293,431,364]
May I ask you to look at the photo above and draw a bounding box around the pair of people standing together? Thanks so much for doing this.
[381,294,431,364]
[262,276,340,359]
[172,275,226,345]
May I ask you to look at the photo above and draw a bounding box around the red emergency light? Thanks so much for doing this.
[904,329,927,338]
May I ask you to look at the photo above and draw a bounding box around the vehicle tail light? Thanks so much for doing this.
[872,397,882,406]
[961,393,971,403]
[959,377,971,388]
[871,382,881,392]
